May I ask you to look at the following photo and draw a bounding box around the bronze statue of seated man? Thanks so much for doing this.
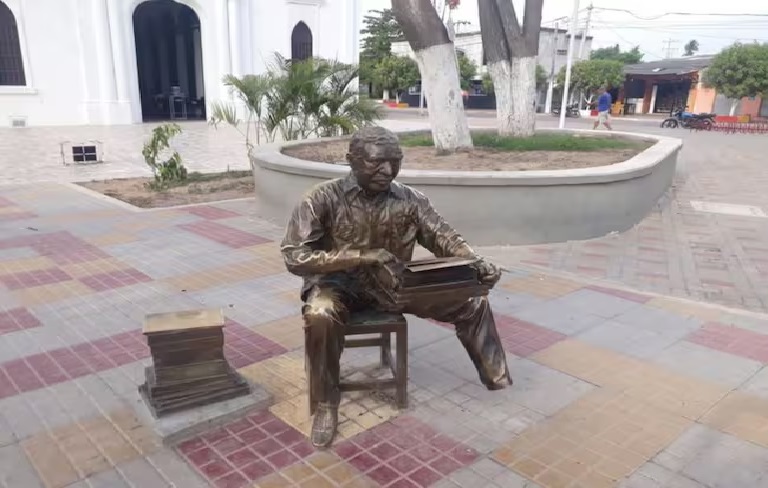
[280,126,512,448]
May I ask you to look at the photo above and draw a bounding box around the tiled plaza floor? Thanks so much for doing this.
[4,183,768,487]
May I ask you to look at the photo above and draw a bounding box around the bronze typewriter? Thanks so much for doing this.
[375,256,490,306]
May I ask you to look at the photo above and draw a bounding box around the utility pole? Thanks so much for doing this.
[545,22,559,114]
[559,0,580,129]
[663,38,679,58]
[577,3,592,60]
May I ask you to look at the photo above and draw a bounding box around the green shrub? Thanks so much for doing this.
[142,123,187,189]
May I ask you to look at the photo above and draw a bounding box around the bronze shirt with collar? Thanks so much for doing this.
[280,173,476,297]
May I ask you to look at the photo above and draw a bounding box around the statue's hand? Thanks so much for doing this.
[360,249,398,267]
[474,258,501,287]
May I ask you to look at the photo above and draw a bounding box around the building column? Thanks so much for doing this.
[107,0,134,122]
[91,0,118,120]
[228,0,241,78]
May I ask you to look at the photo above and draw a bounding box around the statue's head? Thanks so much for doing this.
[346,127,403,194]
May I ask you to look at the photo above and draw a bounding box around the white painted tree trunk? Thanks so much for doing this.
[414,43,473,153]
[729,99,738,116]
[383,89,390,101]
[488,56,537,137]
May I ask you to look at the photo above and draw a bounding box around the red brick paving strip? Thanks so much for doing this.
[0,321,286,399]
[585,285,651,304]
[494,315,567,357]
[0,268,72,290]
[183,205,242,220]
[432,313,565,358]
[179,221,271,248]
[333,415,479,487]
[687,322,768,363]
[178,410,314,488]
[0,308,42,335]
[79,268,152,291]
[0,231,109,264]
[0,211,38,222]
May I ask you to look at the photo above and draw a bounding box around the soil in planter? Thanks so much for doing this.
[282,132,653,171]
[78,170,254,208]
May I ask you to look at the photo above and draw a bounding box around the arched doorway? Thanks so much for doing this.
[291,22,312,62]
[0,1,26,86]
[133,0,205,121]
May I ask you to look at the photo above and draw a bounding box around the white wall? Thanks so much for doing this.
[0,0,358,127]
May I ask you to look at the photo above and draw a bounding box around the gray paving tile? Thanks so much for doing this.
[612,306,702,334]
[0,443,44,488]
[737,366,768,399]
[449,466,488,488]
[653,341,763,388]
[83,468,130,488]
[654,424,768,488]
[576,319,692,359]
[116,457,169,488]
[549,288,643,318]
[146,449,209,488]
[490,469,542,487]
[498,358,595,416]
[620,462,706,488]
[468,458,509,480]
[488,289,544,316]
[512,301,605,335]
[406,316,454,349]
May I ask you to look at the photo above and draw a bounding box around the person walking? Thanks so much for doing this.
[593,86,613,130]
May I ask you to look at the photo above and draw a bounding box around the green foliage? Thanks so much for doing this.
[481,72,494,95]
[400,132,642,152]
[360,9,404,85]
[590,44,643,64]
[210,55,382,146]
[457,52,477,90]
[557,59,624,96]
[372,55,420,100]
[703,43,768,100]
[141,123,187,189]
[480,65,548,95]
[684,40,700,56]
[535,65,548,91]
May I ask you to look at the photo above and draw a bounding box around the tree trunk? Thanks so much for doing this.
[488,57,536,136]
[391,0,472,153]
[478,0,543,137]
[729,99,738,116]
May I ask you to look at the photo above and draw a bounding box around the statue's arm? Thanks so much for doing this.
[280,197,363,276]
[414,192,477,258]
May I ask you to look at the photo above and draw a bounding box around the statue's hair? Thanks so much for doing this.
[348,126,402,158]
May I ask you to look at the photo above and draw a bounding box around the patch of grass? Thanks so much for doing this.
[399,132,643,152]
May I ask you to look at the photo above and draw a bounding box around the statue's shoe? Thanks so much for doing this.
[310,403,338,448]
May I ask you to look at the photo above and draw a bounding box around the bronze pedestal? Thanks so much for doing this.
[139,309,250,417]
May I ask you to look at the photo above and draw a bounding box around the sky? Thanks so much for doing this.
[360,0,768,60]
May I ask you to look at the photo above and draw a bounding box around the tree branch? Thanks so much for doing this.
[522,0,543,55]
[478,0,510,63]
[391,0,450,52]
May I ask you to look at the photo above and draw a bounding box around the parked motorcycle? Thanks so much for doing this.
[552,103,581,118]
[661,108,716,130]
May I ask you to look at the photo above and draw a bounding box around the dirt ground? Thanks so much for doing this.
[79,171,254,208]
[282,140,648,171]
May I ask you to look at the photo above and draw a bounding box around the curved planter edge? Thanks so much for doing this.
[249,128,683,246]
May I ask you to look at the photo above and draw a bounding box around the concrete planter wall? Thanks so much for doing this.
[249,129,682,246]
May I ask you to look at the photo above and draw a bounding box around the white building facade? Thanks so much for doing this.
[0,0,360,127]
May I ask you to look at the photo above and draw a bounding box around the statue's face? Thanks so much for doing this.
[347,142,403,194]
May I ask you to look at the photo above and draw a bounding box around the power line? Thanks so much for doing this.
[592,6,768,20]
[662,38,679,58]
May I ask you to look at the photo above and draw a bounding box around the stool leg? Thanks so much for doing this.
[380,333,391,368]
[396,327,408,409]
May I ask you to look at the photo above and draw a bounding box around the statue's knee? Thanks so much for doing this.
[303,296,343,332]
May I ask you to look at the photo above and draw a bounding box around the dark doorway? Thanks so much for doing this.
[291,22,313,61]
[654,80,691,114]
[0,1,26,86]
[133,0,205,121]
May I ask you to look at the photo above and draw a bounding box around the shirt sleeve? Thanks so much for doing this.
[280,192,363,276]
[413,190,476,259]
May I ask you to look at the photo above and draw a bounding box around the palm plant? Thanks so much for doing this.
[210,53,382,151]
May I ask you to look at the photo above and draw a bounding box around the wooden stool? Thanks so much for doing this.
[340,310,408,409]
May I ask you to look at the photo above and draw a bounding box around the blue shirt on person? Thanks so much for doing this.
[597,92,612,112]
